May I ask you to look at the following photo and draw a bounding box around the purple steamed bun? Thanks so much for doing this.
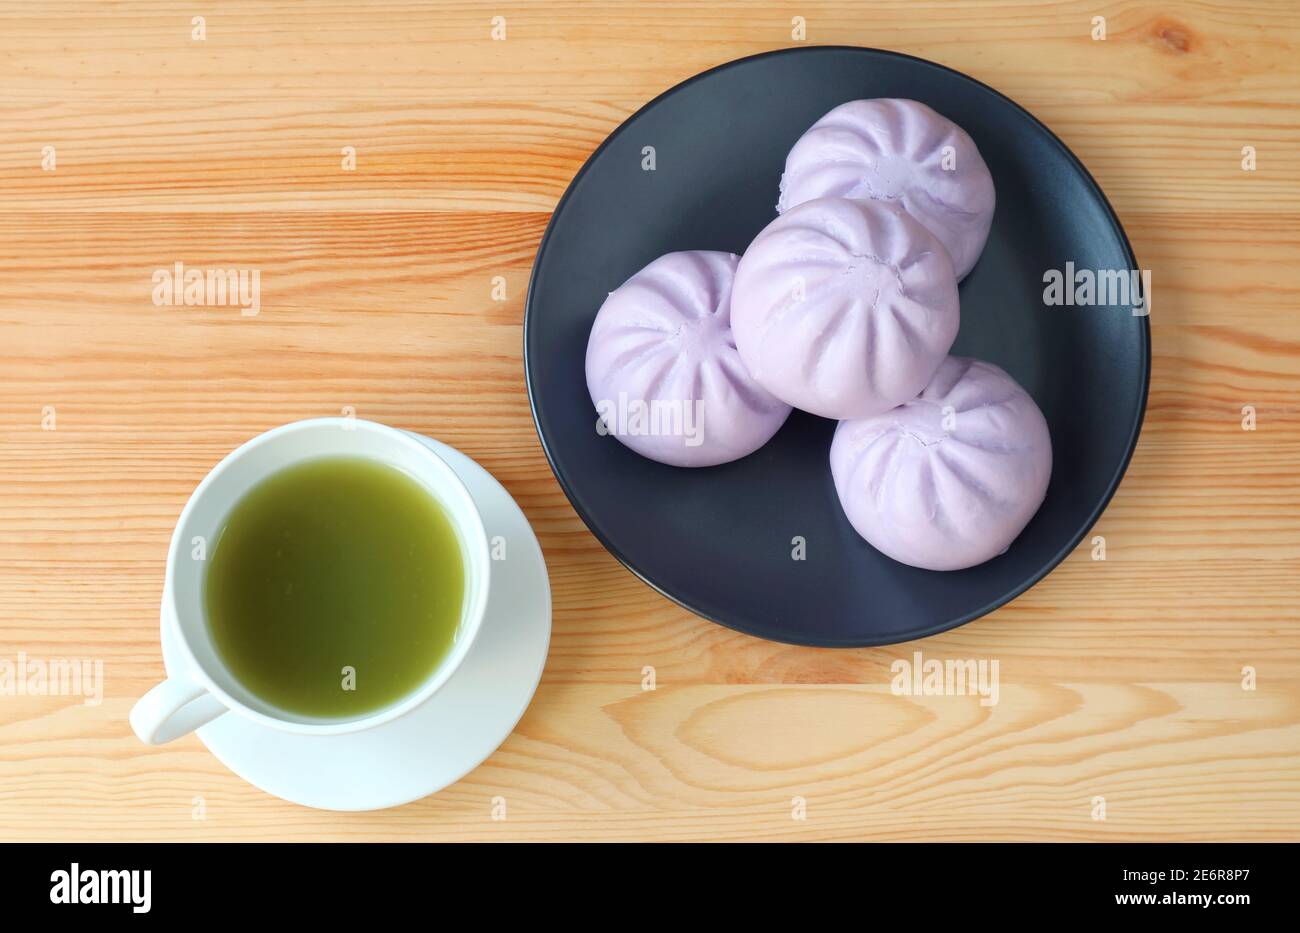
[585,250,792,467]
[778,98,996,280]
[731,197,959,420]
[829,356,1052,571]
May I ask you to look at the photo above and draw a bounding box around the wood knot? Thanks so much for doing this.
[1152,17,1194,53]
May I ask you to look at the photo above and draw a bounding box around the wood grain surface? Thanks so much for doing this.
[2,0,1298,841]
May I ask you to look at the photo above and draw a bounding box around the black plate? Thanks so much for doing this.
[524,46,1149,647]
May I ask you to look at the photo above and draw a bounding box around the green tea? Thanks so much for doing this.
[204,456,465,719]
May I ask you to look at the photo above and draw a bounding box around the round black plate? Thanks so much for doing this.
[524,47,1149,647]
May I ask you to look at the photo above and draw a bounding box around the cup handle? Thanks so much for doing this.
[130,676,229,745]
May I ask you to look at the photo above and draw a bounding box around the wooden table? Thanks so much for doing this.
[2,1,1297,841]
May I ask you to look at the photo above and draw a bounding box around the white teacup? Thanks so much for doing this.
[130,418,491,745]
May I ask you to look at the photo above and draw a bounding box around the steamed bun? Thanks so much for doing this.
[731,196,959,420]
[778,98,996,280]
[585,250,792,467]
[829,356,1052,571]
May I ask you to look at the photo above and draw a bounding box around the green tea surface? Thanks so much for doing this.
[204,456,465,719]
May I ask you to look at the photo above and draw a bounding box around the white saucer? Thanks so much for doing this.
[161,433,552,811]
